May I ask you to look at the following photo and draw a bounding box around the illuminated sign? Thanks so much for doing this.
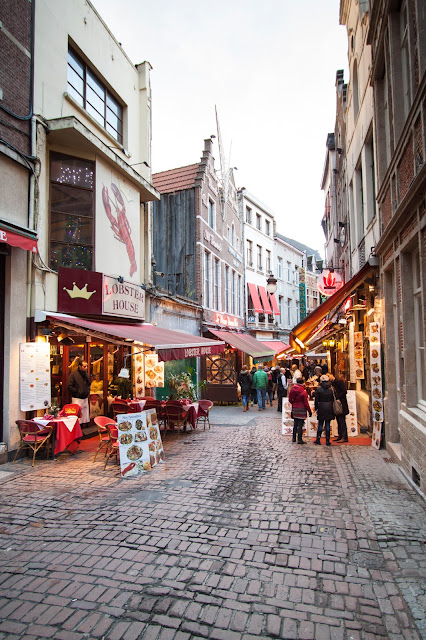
[317,270,344,297]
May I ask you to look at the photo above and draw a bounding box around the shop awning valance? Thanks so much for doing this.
[259,340,290,354]
[0,219,38,253]
[247,283,263,314]
[289,262,376,353]
[42,313,225,361]
[208,329,275,361]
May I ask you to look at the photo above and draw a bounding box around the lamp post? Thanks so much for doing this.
[266,273,277,295]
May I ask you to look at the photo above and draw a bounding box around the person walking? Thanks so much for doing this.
[288,377,311,444]
[276,367,288,412]
[67,358,91,427]
[264,367,274,406]
[332,376,349,442]
[291,363,302,383]
[252,364,268,410]
[314,374,335,446]
[238,365,252,412]
[271,366,279,400]
[250,366,257,406]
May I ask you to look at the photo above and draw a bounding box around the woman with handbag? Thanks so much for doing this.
[332,376,349,442]
[314,375,335,445]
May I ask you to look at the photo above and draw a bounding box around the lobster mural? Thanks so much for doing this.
[102,183,137,277]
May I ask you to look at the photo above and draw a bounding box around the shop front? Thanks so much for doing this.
[201,329,275,403]
[289,260,381,440]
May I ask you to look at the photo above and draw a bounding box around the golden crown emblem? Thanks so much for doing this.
[63,283,96,300]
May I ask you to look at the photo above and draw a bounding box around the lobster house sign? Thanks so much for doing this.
[58,267,145,320]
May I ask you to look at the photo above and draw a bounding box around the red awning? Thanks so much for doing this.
[208,329,275,360]
[259,340,290,354]
[258,285,272,314]
[247,282,263,313]
[0,220,38,253]
[269,293,280,316]
[43,313,225,361]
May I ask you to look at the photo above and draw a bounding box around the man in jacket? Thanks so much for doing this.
[277,367,287,412]
[238,365,252,412]
[314,375,335,445]
[67,359,91,426]
[288,377,311,443]
[332,376,349,441]
[252,364,268,410]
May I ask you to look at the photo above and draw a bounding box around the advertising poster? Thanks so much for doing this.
[349,321,356,384]
[116,412,150,478]
[134,347,145,397]
[20,343,51,411]
[346,390,359,437]
[144,353,164,389]
[372,421,382,449]
[282,398,294,436]
[145,408,165,467]
[354,331,364,379]
[369,322,383,422]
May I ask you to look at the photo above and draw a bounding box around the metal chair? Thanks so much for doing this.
[103,423,119,469]
[93,416,117,463]
[165,403,189,433]
[13,420,53,466]
[196,400,213,429]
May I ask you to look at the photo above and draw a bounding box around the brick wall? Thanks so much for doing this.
[0,0,32,156]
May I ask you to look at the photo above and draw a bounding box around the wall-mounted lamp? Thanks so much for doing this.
[57,331,75,346]
[118,349,149,378]
[337,148,343,154]
[266,273,277,295]
[117,276,124,284]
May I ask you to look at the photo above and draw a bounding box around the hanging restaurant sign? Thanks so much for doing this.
[369,322,383,422]
[317,270,344,297]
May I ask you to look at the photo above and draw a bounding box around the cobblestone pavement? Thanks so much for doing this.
[0,404,425,640]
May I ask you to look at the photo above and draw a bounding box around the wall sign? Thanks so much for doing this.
[317,270,344,297]
[20,343,51,411]
[102,275,145,320]
[213,312,239,327]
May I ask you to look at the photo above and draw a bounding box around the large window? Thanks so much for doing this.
[225,265,230,312]
[204,252,211,307]
[246,206,252,224]
[238,275,242,316]
[256,213,261,231]
[265,219,271,236]
[67,47,123,143]
[277,257,283,279]
[247,240,253,267]
[208,199,215,229]
[214,258,220,310]
[231,270,236,315]
[49,153,94,271]
[257,245,263,271]
[266,249,271,273]
[400,3,411,118]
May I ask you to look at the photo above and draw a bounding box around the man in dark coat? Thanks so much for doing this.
[332,377,349,441]
[276,367,287,413]
[67,359,91,425]
[238,365,252,412]
[314,375,335,445]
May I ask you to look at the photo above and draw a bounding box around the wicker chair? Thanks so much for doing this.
[103,423,119,469]
[144,400,166,431]
[196,400,213,429]
[13,420,53,466]
[165,403,189,433]
[112,400,133,420]
[61,403,83,418]
[93,416,117,463]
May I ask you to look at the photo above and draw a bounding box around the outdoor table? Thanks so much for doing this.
[126,399,146,411]
[32,416,83,456]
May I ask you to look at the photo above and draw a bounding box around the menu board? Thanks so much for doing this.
[20,343,51,411]
[346,390,359,437]
[372,421,382,449]
[369,322,383,422]
[282,398,294,436]
[306,400,318,438]
[116,409,165,478]
[354,331,364,379]
[144,353,164,389]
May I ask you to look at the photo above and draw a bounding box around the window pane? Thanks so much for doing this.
[68,50,84,78]
[87,69,105,100]
[50,242,93,271]
[107,93,121,117]
[86,101,105,127]
[51,212,93,244]
[51,183,93,218]
[67,67,84,101]
[67,83,84,107]
[51,155,94,188]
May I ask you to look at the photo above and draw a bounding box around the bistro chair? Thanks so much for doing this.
[165,403,189,433]
[196,400,213,430]
[61,403,83,418]
[13,420,53,467]
[144,399,166,432]
[93,416,117,463]
[112,400,133,420]
[104,423,119,470]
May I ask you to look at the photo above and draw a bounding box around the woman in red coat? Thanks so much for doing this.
[288,377,312,444]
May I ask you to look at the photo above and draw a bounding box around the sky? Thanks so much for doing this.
[91,0,349,256]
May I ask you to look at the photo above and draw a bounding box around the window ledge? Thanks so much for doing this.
[400,405,426,432]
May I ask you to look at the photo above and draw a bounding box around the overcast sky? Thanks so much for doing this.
[91,0,349,256]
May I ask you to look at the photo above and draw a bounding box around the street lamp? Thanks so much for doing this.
[266,273,277,295]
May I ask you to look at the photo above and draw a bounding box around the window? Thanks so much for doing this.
[411,249,425,404]
[67,47,123,143]
[256,213,261,231]
[287,298,292,326]
[293,269,299,285]
[266,249,271,273]
[208,199,215,229]
[204,252,211,307]
[277,257,283,279]
[286,261,291,282]
[265,219,271,236]
[257,245,263,271]
[353,59,359,121]
[231,223,235,248]
[238,275,242,316]
[49,153,94,271]
[355,161,364,242]
[400,3,411,117]
[313,290,319,308]
[247,240,253,266]
[246,206,252,224]
[225,266,230,312]
[231,271,236,315]
[214,258,220,310]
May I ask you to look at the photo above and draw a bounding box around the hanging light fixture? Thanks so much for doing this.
[266,273,277,294]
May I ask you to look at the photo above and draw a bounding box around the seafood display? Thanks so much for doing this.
[102,182,137,277]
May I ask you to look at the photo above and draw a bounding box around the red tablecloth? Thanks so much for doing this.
[33,416,83,455]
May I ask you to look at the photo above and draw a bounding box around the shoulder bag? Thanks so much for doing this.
[332,387,343,415]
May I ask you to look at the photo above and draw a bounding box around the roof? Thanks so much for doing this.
[277,235,323,263]
[152,164,199,194]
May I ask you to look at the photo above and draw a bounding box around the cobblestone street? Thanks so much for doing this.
[0,404,425,640]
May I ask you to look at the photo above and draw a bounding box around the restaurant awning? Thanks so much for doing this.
[208,329,275,361]
[289,262,376,353]
[41,312,225,361]
[0,219,38,253]
[259,340,290,354]
[247,283,263,313]
[258,286,272,314]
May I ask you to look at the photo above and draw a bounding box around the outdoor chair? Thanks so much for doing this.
[111,400,134,420]
[13,420,53,467]
[196,400,213,430]
[103,423,119,470]
[165,403,189,433]
[144,399,166,431]
[61,403,83,418]
[93,416,117,463]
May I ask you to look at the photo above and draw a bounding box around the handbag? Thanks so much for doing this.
[332,388,343,415]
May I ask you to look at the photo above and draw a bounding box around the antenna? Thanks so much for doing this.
[215,105,229,218]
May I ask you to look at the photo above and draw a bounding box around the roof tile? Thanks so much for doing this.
[152,164,199,194]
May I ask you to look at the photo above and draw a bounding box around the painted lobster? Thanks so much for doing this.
[102,183,137,277]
